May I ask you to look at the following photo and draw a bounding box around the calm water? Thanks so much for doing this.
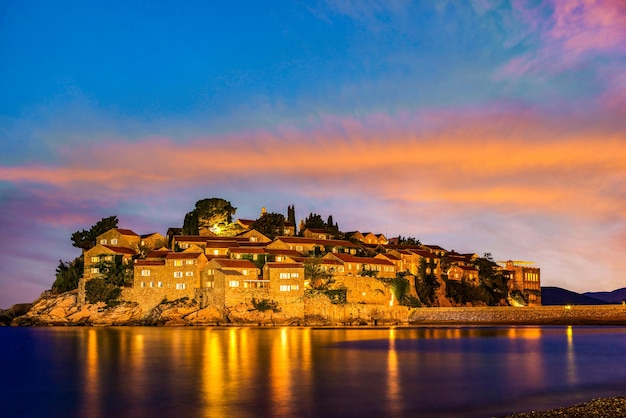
[1,326,626,418]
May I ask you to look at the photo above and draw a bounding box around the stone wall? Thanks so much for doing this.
[409,305,626,324]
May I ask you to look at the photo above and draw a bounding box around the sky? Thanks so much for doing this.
[1,0,625,307]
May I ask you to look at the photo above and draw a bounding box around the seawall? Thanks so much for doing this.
[410,305,626,325]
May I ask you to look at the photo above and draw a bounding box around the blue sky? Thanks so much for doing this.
[1,0,626,307]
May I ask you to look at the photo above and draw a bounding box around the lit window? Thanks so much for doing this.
[181,243,189,249]
[186,271,193,276]
[100,239,107,245]
[149,282,154,288]
[291,285,299,291]
[213,250,219,255]
[157,282,163,288]
[276,256,283,262]
[176,283,186,290]
[186,259,194,265]
[91,268,99,274]
[279,272,290,279]
[206,281,214,288]
[105,256,112,261]
[229,280,240,288]
[296,246,303,251]
[141,269,150,276]
[174,271,183,278]
[250,237,257,242]
[91,256,100,263]
[111,239,118,245]
[243,269,248,275]
[291,273,299,278]
[174,260,183,266]
[279,285,290,292]
[141,282,145,288]
[338,267,345,272]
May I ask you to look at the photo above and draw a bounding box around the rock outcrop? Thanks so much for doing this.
[10,290,415,326]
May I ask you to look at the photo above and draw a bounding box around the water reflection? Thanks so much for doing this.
[2,326,626,418]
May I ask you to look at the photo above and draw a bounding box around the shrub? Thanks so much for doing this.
[251,298,280,312]
[85,278,122,306]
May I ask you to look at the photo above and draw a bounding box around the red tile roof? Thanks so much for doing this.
[135,259,165,266]
[165,252,203,259]
[146,250,170,258]
[264,262,304,269]
[212,258,257,269]
[102,245,137,255]
[115,228,139,236]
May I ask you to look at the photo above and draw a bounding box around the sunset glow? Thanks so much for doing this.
[1,1,625,306]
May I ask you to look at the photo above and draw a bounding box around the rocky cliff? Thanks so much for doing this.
[10,290,412,326]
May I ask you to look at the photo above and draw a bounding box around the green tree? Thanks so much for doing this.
[93,255,134,287]
[303,213,326,230]
[287,205,296,226]
[304,258,334,290]
[71,216,118,250]
[85,278,122,306]
[182,198,238,235]
[251,212,286,239]
[52,256,84,293]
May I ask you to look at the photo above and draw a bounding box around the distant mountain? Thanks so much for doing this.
[541,286,608,306]
[584,288,626,304]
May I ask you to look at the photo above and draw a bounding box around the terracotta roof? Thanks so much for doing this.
[205,240,239,248]
[135,259,165,266]
[217,269,243,276]
[304,228,331,234]
[274,236,361,248]
[140,232,161,239]
[378,253,401,261]
[264,262,304,269]
[146,250,170,258]
[115,228,139,236]
[229,247,266,254]
[172,235,210,243]
[330,253,395,266]
[212,258,257,269]
[265,248,304,257]
[205,236,249,242]
[102,245,137,255]
[165,252,203,259]
[237,219,256,226]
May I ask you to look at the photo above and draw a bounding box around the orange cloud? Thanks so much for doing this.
[2,111,625,223]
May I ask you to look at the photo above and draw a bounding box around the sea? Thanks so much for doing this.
[1,326,626,418]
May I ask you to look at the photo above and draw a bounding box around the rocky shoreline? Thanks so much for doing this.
[502,396,626,417]
[4,290,626,327]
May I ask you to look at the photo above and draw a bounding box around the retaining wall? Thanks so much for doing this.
[409,305,626,324]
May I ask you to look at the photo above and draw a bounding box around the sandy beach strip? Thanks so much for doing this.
[502,397,626,417]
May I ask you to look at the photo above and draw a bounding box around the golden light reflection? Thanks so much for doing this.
[202,329,225,418]
[387,328,401,416]
[566,326,578,385]
[83,329,100,417]
[128,332,146,404]
[270,327,294,417]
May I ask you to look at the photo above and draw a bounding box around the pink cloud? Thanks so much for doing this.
[500,0,626,77]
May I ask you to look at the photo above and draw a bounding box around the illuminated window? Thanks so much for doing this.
[291,273,299,278]
[186,259,194,265]
[296,246,303,251]
[174,260,183,266]
[111,239,118,245]
[91,268,99,274]
[140,282,145,288]
[250,237,257,242]
[185,271,193,276]
[279,273,290,279]
[141,269,150,276]
[291,285,299,291]
[276,256,283,262]
[176,283,186,290]
[149,282,154,288]
[338,266,344,272]
[243,269,249,275]
[157,282,163,288]
[205,281,214,288]
[213,250,219,255]
[229,280,240,288]
[91,256,100,263]
[174,271,183,278]
[100,239,107,245]
[280,285,290,292]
